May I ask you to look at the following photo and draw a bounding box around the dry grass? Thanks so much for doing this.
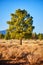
[0,39,43,65]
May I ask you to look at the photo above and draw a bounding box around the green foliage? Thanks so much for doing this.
[10,32,16,39]
[6,9,35,45]
[24,33,32,39]
[7,9,34,40]
[0,34,4,39]
[5,31,11,40]
[38,33,43,40]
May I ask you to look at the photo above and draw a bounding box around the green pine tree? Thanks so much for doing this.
[7,9,34,45]
[38,33,43,40]
[0,33,4,39]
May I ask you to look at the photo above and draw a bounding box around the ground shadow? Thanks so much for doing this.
[0,60,29,65]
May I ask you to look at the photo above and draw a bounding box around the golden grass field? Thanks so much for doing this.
[0,39,43,65]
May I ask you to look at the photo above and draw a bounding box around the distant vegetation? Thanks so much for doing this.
[0,33,43,40]
[0,9,43,44]
[0,33,4,39]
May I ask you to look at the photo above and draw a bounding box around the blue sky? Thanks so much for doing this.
[0,0,43,33]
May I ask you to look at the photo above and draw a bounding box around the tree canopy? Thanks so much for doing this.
[7,9,34,44]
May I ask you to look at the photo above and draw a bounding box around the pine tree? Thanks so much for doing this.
[0,33,4,39]
[38,33,43,40]
[7,9,34,45]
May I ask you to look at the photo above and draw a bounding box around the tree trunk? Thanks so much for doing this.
[20,38,22,45]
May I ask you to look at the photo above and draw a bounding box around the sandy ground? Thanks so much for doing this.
[0,39,43,65]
